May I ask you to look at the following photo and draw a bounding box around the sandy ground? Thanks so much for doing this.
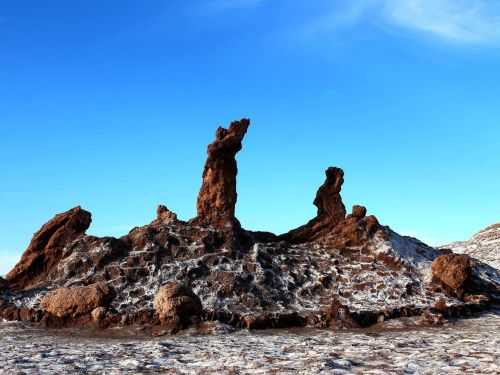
[1,309,499,375]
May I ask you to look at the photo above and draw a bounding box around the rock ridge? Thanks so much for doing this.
[1,119,499,334]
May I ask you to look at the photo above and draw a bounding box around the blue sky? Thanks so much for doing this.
[1,0,500,275]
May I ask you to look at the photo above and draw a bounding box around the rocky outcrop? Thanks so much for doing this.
[281,168,383,247]
[40,283,114,318]
[432,254,472,298]
[1,119,498,334]
[323,206,383,249]
[193,119,250,230]
[442,223,500,270]
[153,282,202,330]
[155,205,178,225]
[6,206,91,290]
[282,167,346,243]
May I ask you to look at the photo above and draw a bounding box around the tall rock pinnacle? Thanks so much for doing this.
[282,167,347,243]
[281,167,383,247]
[194,119,250,229]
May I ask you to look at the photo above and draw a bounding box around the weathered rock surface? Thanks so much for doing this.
[154,282,202,329]
[282,167,346,243]
[40,283,114,318]
[442,223,500,270]
[193,119,250,230]
[6,206,91,290]
[2,120,499,333]
[432,254,472,297]
[281,168,384,248]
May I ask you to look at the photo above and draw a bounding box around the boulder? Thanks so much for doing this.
[193,119,250,229]
[432,254,472,297]
[40,282,114,318]
[6,206,92,290]
[91,307,107,322]
[154,282,202,329]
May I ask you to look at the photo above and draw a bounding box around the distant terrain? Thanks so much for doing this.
[443,224,500,270]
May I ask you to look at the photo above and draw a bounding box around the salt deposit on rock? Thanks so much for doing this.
[443,223,500,270]
[1,119,499,333]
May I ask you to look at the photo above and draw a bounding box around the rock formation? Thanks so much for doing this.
[155,205,178,225]
[154,282,202,330]
[442,223,500,270]
[40,283,114,318]
[323,206,383,249]
[1,119,499,334]
[193,119,250,230]
[6,206,91,290]
[282,167,346,243]
[281,167,383,247]
[432,254,472,298]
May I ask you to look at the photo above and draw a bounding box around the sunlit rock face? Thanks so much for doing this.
[40,283,114,318]
[431,254,472,298]
[6,206,92,290]
[280,167,385,249]
[193,119,250,231]
[443,223,500,270]
[1,120,499,332]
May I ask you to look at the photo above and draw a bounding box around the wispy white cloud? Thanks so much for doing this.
[383,0,500,43]
[310,0,500,45]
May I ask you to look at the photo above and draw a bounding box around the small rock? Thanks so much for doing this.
[351,205,367,219]
[91,307,107,322]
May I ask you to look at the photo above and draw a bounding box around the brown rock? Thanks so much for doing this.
[40,282,114,318]
[6,206,91,290]
[282,167,346,243]
[324,214,382,249]
[91,307,107,322]
[351,205,367,219]
[432,254,472,297]
[155,205,178,225]
[154,282,202,329]
[281,168,383,247]
[18,307,41,322]
[434,297,448,313]
[418,310,446,326]
[323,298,359,329]
[193,119,250,229]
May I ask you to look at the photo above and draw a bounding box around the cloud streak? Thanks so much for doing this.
[382,0,500,44]
[309,0,500,45]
